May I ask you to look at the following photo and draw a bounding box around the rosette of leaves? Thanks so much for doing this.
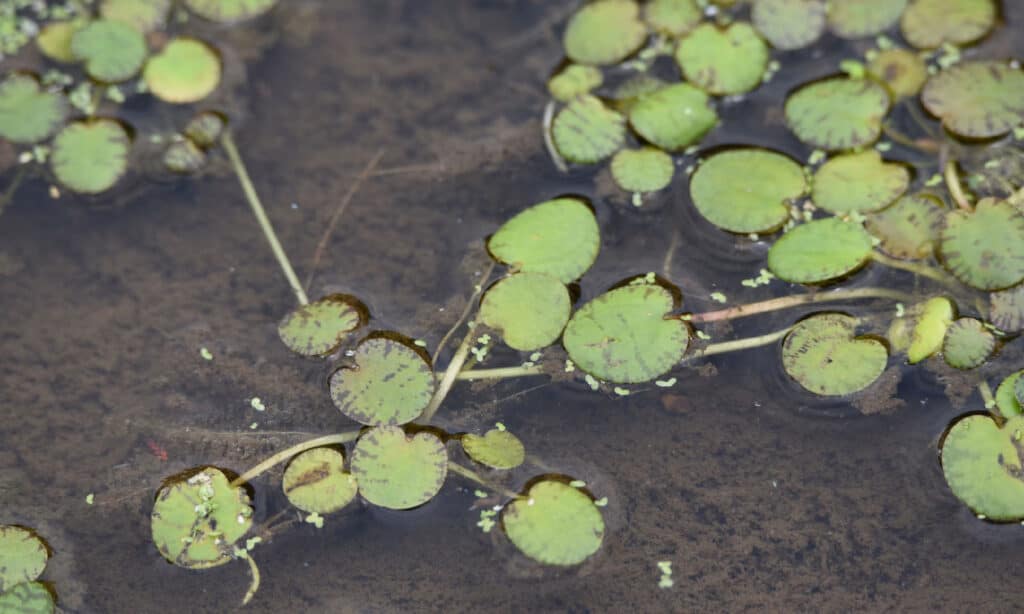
[277,294,366,357]
[350,426,448,510]
[502,480,604,566]
[561,0,647,66]
[781,313,888,395]
[784,77,889,150]
[939,198,1024,291]
[921,62,1024,139]
[811,150,909,215]
[0,73,69,144]
[900,0,996,49]
[674,22,769,96]
[50,119,131,194]
[751,0,826,51]
[767,218,874,283]
[941,413,1024,520]
[825,0,908,39]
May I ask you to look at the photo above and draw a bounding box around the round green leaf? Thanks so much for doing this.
[547,64,603,103]
[940,198,1024,291]
[563,283,688,384]
[865,193,944,260]
[551,95,626,164]
[812,150,909,214]
[675,22,769,96]
[185,0,278,23]
[989,284,1024,333]
[562,0,647,66]
[782,313,887,395]
[462,429,525,470]
[0,526,48,592]
[144,38,221,104]
[628,83,717,151]
[784,77,889,150]
[941,414,1024,521]
[488,197,600,284]
[329,337,435,426]
[282,448,358,514]
[942,317,995,369]
[350,426,447,510]
[277,294,365,357]
[866,48,928,99]
[900,0,996,49]
[0,73,68,144]
[50,119,130,194]
[101,0,171,32]
[826,0,908,38]
[689,148,806,233]
[921,62,1024,139]
[151,467,253,569]
[609,147,674,193]
[479,273,571,352]
[0,581,54,614]
[767,218,874,283]
[36,21,82,63]
[996,370,1024,418]
[907,296,954,364]
[71,19,147,83]
[644,0,702,36]
[503,481,604,566]
[752,0,826,51]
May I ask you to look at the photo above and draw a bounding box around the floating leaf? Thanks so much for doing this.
[0,581,54,613]
[675,22,769,96]
[989,284,1024,333]
[282,448,358,514]
[562,0,647,66]
[479,273,571,352]
[812,150,909,214]
[996,371,1024,418]
[628,83,717,151]
[71,19,147,83]
[184,111,226,148]
[609,73,666,112]
[151,467,253,569]
[50,119,130,194]
[101,0,171,32]
[0,526,48,591]
[488,197,600,284]
[36,21,82,63]
[941,414,1024,521]
[185,0,278,23]
[551,95,626,164]
[503,480,604,566]
[866,48,928,99]
[942,317,995,369]
[826,0,907,38]
[900,0,996,49]
[563,283,688,384]
[144,38,222,104]
[907,296,954,363]
[547,65,603,103]
[329,337,435,426]
[350,426,447,510]
[784,77,889,150]
[751,0,826,50]
[782,313,887,395]
[462,429,525,470]
[609,147,674,193]
[644,0,702,36]
[940,198,1024,291]
[689,148,806,233]
[163,140,206,174]
[865,193,944,259]
[767,218,874,283]
[0,74,69,144]
[277,294,365,357]
[921,62,1024,139]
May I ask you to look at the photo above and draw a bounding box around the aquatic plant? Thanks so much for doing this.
[0,525,55,613]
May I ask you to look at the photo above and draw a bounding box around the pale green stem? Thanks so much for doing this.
[432,260,495,364]
[542,100,568,173]
[944,159,972,211]
[689,287,914,324]
[239,552,261,606]
[869,251,959,288]
[690,326,793,358]
[454,364,545,381]
[448,462,518,499]
[979,380,997,416]
[421,323,477,422]
[221,131,309,306]
[230,430,361,487]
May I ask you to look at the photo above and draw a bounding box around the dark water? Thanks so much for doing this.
[2,1,1024,612]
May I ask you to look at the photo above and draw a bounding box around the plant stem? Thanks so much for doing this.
[689,287,914,324]
[869,251,959,287]
[944,159,972,211]
[433,260,495,364]
[421,322,478,422]
[542,100,568,173]
[688,326,793,359]
[230,430,362,487]
[979,381,997,418]
[239,552,261,606]
[447,461,518,499]
[221,131,309,306]
[455,364,546,381]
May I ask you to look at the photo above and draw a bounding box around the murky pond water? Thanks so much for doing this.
[2,1,1024,612]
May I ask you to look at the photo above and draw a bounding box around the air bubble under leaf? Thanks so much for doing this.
[282,448,358,514]
[907,296,954,364]
[921,62,1024,139]
[547,65,603,103]
[71,19,147,82]
[277,294,365,357]
[826,0,908,39]
[488,197,600,284]
[50,119,130,194]
[101,0,171,33]
[690,148,806,234]
[462,428,525,470]
[674,22,769,96]
[866,48,928,99]
[551,95,626,164]
[996,370,1024,418]
[329,337,435,426]
[941,414,1024,521]
[900,0,996,49]
[0,526,48,592]
[989,284,1024,333]
[502,480,604,566]
[479,273,571,352]
[562,0,647,66]
[0,73,69,144]
[865,193,944,260]
[609,147,674,194]
[185,0,278,23]
[784,77,889,150]
[628,83,717,151]
[151,467,253,569]
[0,581,54,613]
[940,198,1024,291]
[811,150,909,215]
[563,283,688,384]
[144,38,222,104]
[643,0,702,36]
[767,218,874,283]
[942,317,995,369]
[751,0,826,51]
[782,313,887,395]
[350,426,447,510]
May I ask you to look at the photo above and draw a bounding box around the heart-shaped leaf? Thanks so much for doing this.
[50,119,131,194]
[0,73,68,144]
[921,61,1024,139]
[900,0,996,49]
[674,22,769,96]
[462,428,525,470]
[71,19,147,82]
[562,0,647,66]
[329,336,435,426]
[144,38,221,104]
[865,193,944,260]
[350,426,447,510]
[782,313,887,395]
[767,218,874,283]
[610,147,674,194]
[277,294,366,357]
[785,77,889,150]
[811,150,909,214]
[940,198,1024,291]
[628,83,717,151]
[282,448,359,514]
[502,480,604,566]
[941,414,1024,521]
[866,48,928,99]
[479,273,571,352]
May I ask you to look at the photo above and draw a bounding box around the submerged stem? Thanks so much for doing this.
[869,251,959,287]
[239,552,261,606]
[421,323,478,422]
[454,364,545,381]
[448,462,518,499]
[542,100,568,173]
[221,131,309,306]
[433,260,495,364]
[230,430,362,487]
[689,287,913,324]
[688,325,793,359]
[944,159,972,211]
